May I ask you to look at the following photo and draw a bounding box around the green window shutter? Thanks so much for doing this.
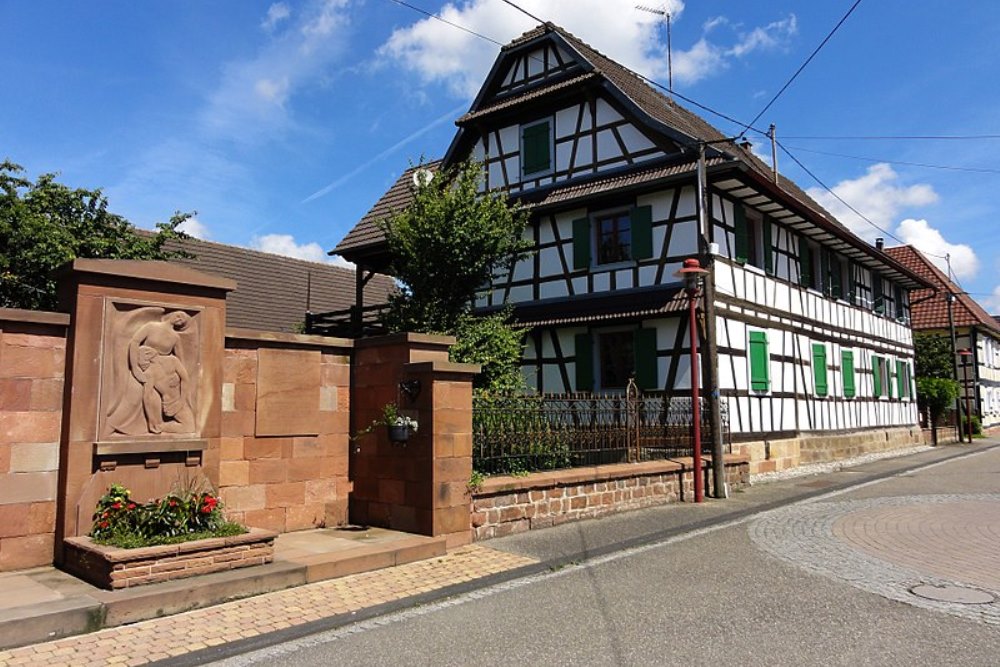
[887,358,894,398]
[812,344,828,397]
[522,121,550,175]
[763,220,773,274]
[799,236,811,287]
[896,360,906,398]
[894,284,904,319]
[734,205,749,264]
[848,262,857,304]
[572,217,591,270]
[633,328,658,390]
[574,333,594,391]
[872,274,884,314]
[630,205,653,260]
[749,331,770,392]
[819,249,830,295]
[873,356,882,397]
[842,350,855,398]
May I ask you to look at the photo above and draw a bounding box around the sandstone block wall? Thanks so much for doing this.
[0,309,68,571]
[471,457,749,541]
[734,426,925,474]
[219,331,352,533]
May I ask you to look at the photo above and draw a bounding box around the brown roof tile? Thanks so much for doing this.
[883,245,1000,334]
[157,234,395,333]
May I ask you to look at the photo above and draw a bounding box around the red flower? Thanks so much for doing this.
[111,502,122,510]
[127,503,136,510]
[169,500,178,508]
[99,521,109,529]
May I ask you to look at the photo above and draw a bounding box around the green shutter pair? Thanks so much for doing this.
[574,328,658,391]
[522,121,551,175]
[572,206,653,270]
[842,350,855,398]
[812,344,828,397]
[749,331,770,391]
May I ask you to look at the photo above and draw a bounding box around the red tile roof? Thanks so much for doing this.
[883,245,1000,334]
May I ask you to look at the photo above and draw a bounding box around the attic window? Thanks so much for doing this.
[521,119,552,176]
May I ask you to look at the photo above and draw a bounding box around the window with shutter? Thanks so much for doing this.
[842,350,856,398]
[749,331,770,392]
[812,343,828,397]
[521,120,551,176]
[597,330,635,390]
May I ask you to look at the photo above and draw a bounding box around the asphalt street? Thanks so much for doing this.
[207,443,1000,667]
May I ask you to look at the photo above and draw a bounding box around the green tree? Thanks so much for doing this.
[378,159,532,394]
[914,333,954,379]
[0,161,192,311]
[379,159,532,334]
[916,377,959,445]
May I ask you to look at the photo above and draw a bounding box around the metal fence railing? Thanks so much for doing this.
[472,384,730,475]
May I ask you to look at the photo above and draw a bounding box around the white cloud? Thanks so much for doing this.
[251,233,336,264]
[261,3,291,31]
[895,218,979,281]
[202,0,351,140]
[806,163,938,242]
[177,216,210,240]
[982,285,1000,314]
[379,1,796,98]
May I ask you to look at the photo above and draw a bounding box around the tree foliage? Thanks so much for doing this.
[379,159,532,334]
[914,333,954,380]
[449,310,526,394]
[916,377,959,428]
[0,161,192,311]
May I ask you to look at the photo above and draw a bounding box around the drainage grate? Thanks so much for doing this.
[909,584,996,605]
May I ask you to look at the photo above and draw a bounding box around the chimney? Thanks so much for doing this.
[875,237,884,251]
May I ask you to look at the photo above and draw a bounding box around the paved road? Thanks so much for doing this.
[212,444,1000,667]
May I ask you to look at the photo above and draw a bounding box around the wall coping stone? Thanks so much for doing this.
[0,307,71,327]
[354,332,456,349]
[405,360,482,376]
[57,258,237,291]
[63,527,277,563]
[226,327,353,350]
[476,454,749,495]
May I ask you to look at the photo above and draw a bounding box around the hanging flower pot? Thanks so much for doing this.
[388,424,411,444]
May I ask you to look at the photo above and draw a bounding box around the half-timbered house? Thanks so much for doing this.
[332,23,932,470]
[884,245,1000,433]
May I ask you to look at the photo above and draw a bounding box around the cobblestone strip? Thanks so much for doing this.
[748,494,1000,625]
[0,545,536,667]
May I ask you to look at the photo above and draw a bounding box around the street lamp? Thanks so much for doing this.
[958,348,974,443]
[674,258,709,503]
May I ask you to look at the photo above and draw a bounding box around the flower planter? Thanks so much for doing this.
[388,424,411,444]
[61,527,277,590]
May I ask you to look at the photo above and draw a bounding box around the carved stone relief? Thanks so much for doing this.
[100,303,200,438]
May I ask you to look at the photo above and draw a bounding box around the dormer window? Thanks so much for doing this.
[521,119,552,176]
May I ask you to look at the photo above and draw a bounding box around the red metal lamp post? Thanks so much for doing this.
[674,258,709,503]
[958,348,974,442]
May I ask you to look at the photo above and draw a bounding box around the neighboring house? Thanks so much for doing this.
[334,23,931,466]
[158,234,396,333]
[884,245,1000,431]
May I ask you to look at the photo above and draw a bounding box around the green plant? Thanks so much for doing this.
[467,470,486,492]
[450,309,526,394]
[962,414,983,437]
[354,402,419,440]
[90,481,244,548]
[916,376,960,446]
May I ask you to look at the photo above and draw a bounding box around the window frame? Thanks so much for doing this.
[595,327,637,391]
[594,209,633,266]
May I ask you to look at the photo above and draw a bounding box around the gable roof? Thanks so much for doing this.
[156,234,395,333]
[883,245,1000,334]
[333,23,928,289]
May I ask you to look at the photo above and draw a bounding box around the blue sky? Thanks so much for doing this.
[4,0,999,310]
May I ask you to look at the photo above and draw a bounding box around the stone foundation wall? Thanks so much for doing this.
[0,309,69,571]
[734,426,924,474]
[471,456,749,541]
[218,330,352,534]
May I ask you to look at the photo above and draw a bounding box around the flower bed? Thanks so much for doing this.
[63,528,277,590]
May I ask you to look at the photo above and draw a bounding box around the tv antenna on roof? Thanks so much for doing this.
[636,4,672,98]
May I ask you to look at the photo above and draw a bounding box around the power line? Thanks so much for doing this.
[783,144,1000,175]
[497,0,545,25]
[387,0,504,46]
[743,0,863,137]
[781,134,1000,141]
[776,140,905,245]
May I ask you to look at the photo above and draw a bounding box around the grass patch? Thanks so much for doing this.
[93,522,247,549]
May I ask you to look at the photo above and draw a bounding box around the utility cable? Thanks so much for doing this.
[783,145,1000,175]
[387,0,505,46]
[742,0,863,137]
[781,134,1000,141]
[497,0,546,25]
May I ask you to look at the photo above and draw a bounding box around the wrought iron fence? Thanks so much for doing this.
[473,386,730,475]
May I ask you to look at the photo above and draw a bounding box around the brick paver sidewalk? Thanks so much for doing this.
[0,545,536,667]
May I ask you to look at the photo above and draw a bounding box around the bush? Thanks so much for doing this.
[961,414,983,436]
[90,482,245,548]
